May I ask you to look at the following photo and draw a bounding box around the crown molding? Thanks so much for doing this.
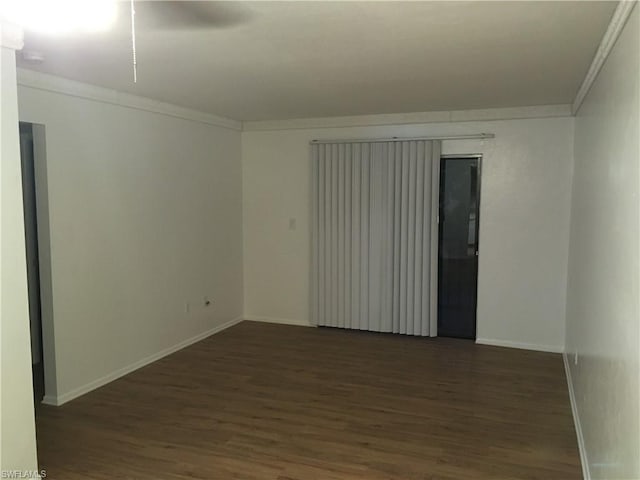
[17,68,242,131]
[241,104,572,132]
[0,21,24,50]
[572,1,637,115]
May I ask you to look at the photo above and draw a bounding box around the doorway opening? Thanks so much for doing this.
[18,121,52,405]
[437,155,481,339]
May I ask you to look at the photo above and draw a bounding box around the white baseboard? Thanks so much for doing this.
[42,394,58,405]
[42,316,243,406]
[244,315,314,327]
[475,337,564,353]
[563,353,590,480]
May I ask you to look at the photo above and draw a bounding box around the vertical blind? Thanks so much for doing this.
[311,140,441,336]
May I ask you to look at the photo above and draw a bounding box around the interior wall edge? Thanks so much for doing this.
[565,5,639,477]
[42,316,244,406]
[563,352,591,480]
[16,68,243,131]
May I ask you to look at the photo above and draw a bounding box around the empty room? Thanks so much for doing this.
[1,1,638,479]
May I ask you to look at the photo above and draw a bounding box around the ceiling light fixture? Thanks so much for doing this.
[1,0,117,34]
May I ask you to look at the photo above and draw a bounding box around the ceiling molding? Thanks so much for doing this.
[572,1,637,115]
[17,68,242,131]
[241,104,573,132]
[0,21,24,50]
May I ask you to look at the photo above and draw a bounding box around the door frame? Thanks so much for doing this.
[19,122,45,403]
[18,121,56,403]
[437,154,482,339]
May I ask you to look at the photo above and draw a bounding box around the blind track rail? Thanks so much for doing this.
[310,133,494,145]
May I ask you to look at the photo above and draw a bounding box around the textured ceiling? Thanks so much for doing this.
[18,1,617,121]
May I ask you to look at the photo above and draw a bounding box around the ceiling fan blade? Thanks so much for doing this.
[134,1,253,31]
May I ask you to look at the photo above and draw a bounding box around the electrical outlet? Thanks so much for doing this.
[184,302,190,314]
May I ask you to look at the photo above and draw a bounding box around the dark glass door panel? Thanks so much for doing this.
[438,157,480,339]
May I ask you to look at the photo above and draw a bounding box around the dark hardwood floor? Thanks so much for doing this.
[36,321,581,479]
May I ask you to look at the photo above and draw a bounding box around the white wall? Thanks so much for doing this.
[242,113,574,352]
[565,6,639,480]
[17,74,244,404]
[0,45,39,475]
